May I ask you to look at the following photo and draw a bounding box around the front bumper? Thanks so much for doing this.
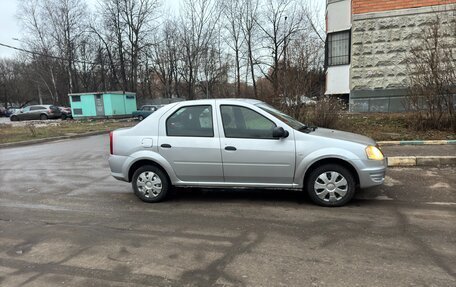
[354,159,387,189]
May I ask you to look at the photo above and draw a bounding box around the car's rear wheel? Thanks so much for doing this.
[132,165,169,203]
[306,164,356,207]
[10,115,18,121]
[138,115,144,121]
[40,114,48,120]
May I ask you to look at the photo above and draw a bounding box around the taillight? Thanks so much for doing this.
[109,131,113,155]
[48,109,52,113]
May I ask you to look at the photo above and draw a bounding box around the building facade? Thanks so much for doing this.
[325,0,456,112]
[69,91,137,118]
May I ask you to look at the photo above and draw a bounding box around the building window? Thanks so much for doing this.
[326,30,351,66]
[72,96,81,102]
[73,108,83,115]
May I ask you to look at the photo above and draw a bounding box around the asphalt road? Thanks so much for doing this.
[0,135,455,287]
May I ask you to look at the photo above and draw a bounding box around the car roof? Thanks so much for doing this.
[25,105,52,108]
[174,98,264,105]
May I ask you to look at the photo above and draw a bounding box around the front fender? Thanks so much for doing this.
[295,147,361,188]
[122,150,179,183]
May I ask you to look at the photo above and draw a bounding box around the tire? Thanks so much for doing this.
[61,114,67,120]
[132,165,170,203]
[305,164,356,207]
[138,115,144,121]
[40,114,48,120]
[10,115,18,121]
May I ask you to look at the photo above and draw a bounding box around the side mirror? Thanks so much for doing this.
[272,127,289,138]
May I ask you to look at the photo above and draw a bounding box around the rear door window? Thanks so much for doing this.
[166,105,214,137]
[30,106,45,111]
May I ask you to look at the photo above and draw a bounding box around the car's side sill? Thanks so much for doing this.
[173,181,301,189]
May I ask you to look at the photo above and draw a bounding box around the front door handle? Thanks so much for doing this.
[161,144,172,148]
[225,146,237,151]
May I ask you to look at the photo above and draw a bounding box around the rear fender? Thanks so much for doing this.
[123,150,178,183]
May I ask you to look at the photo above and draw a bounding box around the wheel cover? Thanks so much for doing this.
[314,171,348,203]
[136,171,163,198]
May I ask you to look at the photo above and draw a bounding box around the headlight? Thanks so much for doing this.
[365,145,384,160]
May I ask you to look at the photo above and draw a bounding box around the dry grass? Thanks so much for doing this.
[337,113,456,141]
[0,119,136,144]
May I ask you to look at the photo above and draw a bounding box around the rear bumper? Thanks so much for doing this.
[108,155,129,182]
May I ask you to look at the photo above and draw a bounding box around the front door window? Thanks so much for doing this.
[220,105,276,139]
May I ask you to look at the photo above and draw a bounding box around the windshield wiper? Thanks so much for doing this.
[298,125,318,133]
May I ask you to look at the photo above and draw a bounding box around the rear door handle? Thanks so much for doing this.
[161,144,172,148]
[225,146,237,151]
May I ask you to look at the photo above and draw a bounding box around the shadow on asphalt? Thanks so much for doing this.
[161,187,380,207]
[171,188,307,203]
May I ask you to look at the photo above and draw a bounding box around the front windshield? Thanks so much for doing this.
[256,103,307,131]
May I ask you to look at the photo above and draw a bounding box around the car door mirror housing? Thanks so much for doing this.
[272,127,289,138]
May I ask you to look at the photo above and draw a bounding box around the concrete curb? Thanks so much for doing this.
[0,131,109,149]
[379,140,456,146]
[388,156,456,167]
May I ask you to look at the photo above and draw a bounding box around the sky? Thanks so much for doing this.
[0,0,181,58]
[0,0,324,58]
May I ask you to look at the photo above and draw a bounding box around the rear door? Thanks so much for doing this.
[30,106,45,120]
[217,103,296,186]
[157,101,224,183]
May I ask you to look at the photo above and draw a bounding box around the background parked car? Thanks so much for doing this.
[132,105,163,121]
[10,105,61,121]
[58,106,73,120]
[4,107,20,117]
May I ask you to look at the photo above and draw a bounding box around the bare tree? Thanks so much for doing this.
[242,0,260,98]
[119,0,160,91]
[148,19,180,98]
[178,0,221,99]
[222,0,244,97]
[18,0,61,102]
[406,13,456,131]
[257,0,304,98]
[42,0,88,94]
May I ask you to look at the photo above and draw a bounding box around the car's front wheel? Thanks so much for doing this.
[10,115,18,121]
[138,115,144,121]
[306,164,356,207]
[132,165,169,203]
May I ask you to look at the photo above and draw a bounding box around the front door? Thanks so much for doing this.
[95,94,104,116]
[158,103,224,183]
[218,104,295,185]
[20,106,33,120]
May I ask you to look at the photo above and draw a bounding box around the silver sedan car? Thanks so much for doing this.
[109,99,387,207]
